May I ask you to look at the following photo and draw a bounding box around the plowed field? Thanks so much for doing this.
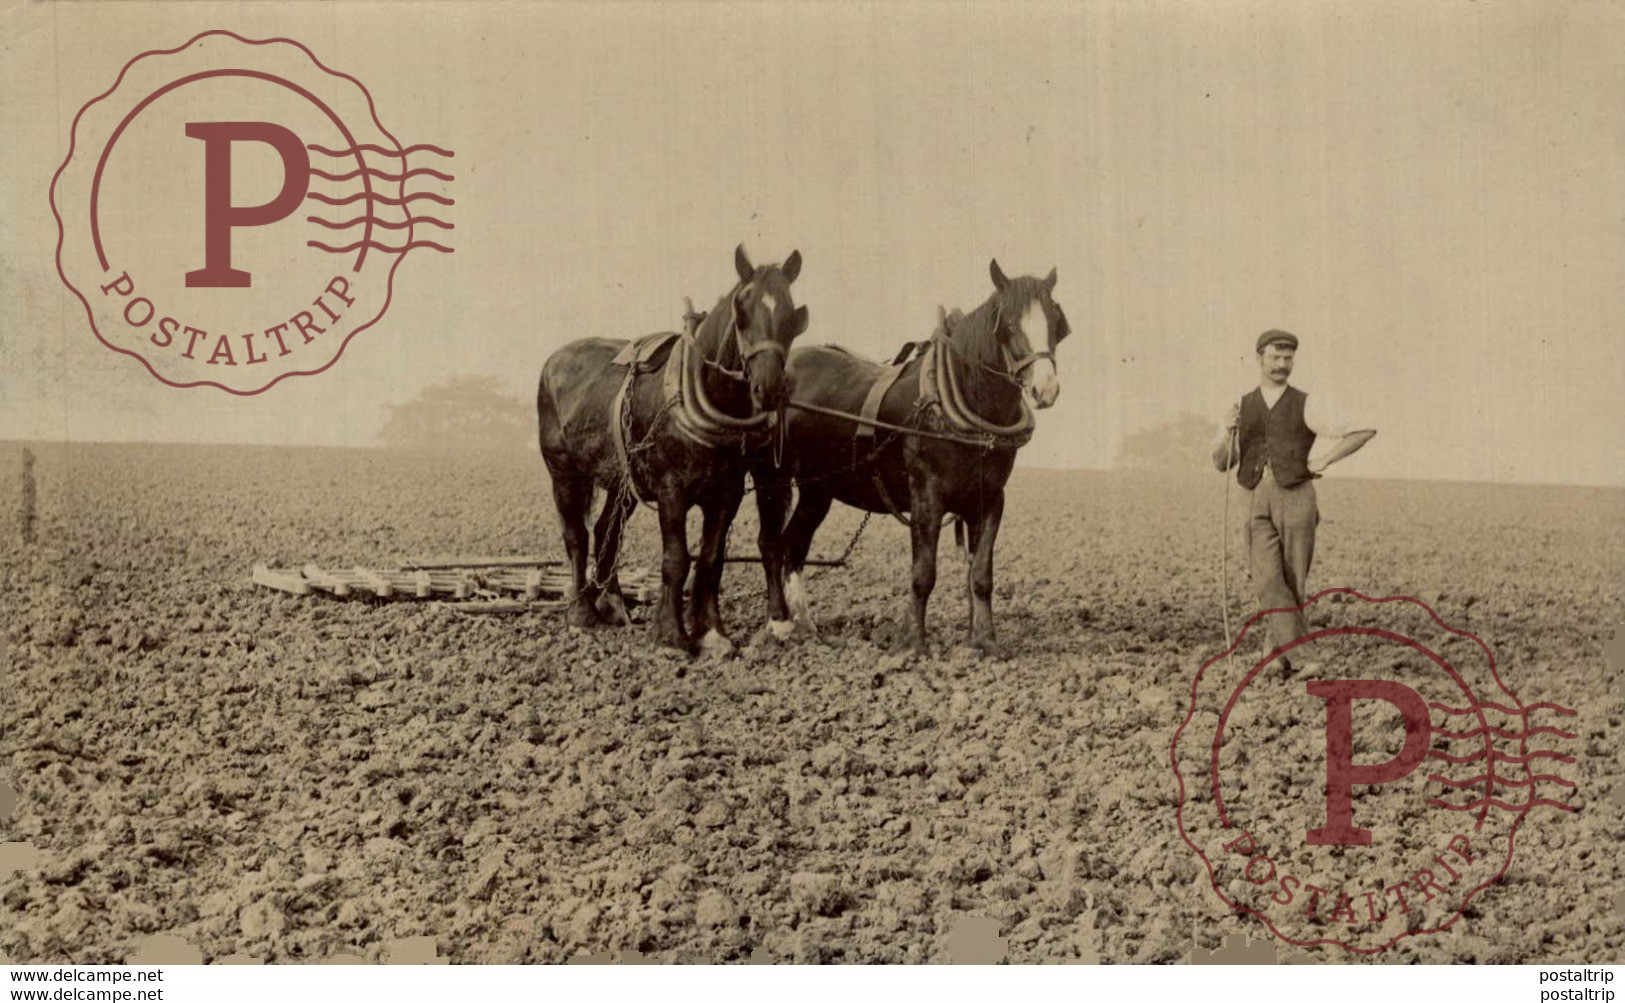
[2,444,1620,964]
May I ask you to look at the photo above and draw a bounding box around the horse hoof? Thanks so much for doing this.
[971,637,1008,661]
[595,592,631,627]
[750,620,794,649]
[870,619,909,653]
[566,599,602,629]
[698,629,735,661]
[652,620,693,654]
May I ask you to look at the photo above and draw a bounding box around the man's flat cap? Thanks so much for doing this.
[1256,329,1299,352]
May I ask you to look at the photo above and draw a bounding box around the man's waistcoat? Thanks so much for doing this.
[1237,386,1315,489]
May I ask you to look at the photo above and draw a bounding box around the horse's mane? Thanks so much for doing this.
[947,294,1006,373]
[693,282,743,366]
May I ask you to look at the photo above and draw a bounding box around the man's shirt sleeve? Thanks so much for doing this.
[1304,393,1359,439]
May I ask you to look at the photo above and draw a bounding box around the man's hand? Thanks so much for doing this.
[1211,414,1239,472]
[1224,401,1240,431]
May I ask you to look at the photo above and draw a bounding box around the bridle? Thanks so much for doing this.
[966,299,1057,388]
[702,281,790,382]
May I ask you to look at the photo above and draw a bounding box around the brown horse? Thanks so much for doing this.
[752,260,1066,658]
[537,245,807,656]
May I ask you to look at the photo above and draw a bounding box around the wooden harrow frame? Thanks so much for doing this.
[251,506,867,614]
[251,556,661,612]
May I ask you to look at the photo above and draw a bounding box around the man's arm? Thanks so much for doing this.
[1304,394,1375,473]
[1309,429,1375,473]
[1211,401,1240,472]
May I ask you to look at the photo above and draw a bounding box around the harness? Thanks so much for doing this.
[917,308,1038,443]
[845,306,1043,525]
[607,298,785,505]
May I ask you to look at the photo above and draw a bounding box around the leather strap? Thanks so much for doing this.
[855,363,912,526]
[857,365,905,441]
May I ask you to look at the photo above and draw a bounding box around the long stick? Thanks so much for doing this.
[1220,427,1236,656]
[20,447,36,545]
[400,556,563,570]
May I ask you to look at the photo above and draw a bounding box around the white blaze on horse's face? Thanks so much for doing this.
[1017,299,1061,409]
[740,287,790,412]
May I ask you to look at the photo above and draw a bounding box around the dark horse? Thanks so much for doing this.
[753,260,1067,658]
[537,245,808,656]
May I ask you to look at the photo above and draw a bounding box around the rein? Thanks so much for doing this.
[781,304,1041,451]
[785,399,996,447]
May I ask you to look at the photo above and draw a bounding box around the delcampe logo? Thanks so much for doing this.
[51,30,456,394]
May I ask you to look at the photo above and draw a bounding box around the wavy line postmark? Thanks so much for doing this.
[51,30,455,395]
[1172,589,1579,954]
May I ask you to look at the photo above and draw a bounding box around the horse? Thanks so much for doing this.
[752,259,1067,658]
[537,245,808,656]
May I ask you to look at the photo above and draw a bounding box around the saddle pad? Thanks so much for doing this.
[610,330,682,370]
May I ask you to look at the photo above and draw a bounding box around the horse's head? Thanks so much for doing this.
[987,258,1068,409]
[728,243,808,412]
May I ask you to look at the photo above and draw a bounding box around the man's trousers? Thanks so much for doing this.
[1243,467,1318,660]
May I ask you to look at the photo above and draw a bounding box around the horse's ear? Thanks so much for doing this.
[1044,266,1058,290]
[990,258,1008,291]
[735,244,754,283]
[783,249,802,284]
[791,304,809,337]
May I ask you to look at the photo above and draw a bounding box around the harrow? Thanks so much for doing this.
[250,556,660,612]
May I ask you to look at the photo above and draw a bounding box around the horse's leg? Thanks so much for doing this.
[590,491,636,627]
[691,486,744,659]
[551,474,600,628]
[780,486,833,636]
[752,470,795,640]
[652,488,696,654]
[907,484,946,656]
[965,490,1007,659]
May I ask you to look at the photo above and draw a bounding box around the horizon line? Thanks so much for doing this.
[5,437,1622,492]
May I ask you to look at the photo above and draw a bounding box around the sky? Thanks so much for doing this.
[4,1,1623,487]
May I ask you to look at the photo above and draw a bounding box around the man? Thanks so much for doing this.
[1212,330,1376,668]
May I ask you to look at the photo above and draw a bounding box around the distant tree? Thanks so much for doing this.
[1114,413,1218,470]
[378,375,533,453]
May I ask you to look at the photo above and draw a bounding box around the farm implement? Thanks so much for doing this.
[250,556,660,613]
